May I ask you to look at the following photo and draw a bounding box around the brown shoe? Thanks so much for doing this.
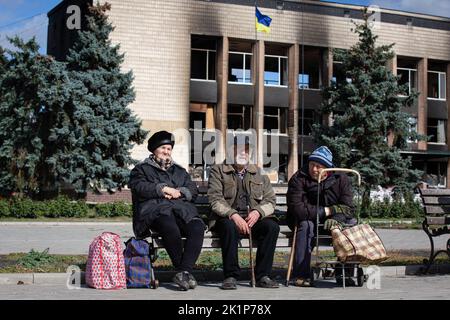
[294,277,313,287]
[256,276,279,288]
[172,271,190,291]
[221,277,237,290]
[187,272,197,289]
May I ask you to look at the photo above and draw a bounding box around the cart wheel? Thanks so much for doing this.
[357,268,365,287]
[310,267,319,286]
[151,279,159,289]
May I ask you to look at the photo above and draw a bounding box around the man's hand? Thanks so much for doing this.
[162,187,182,199]
[245,210,260,228]
[231,213,250,235]
[324,207,332,217]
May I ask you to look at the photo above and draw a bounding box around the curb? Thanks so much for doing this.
[1,265,449,286]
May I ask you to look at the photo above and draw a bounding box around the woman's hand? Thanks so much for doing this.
[162,187,182,199]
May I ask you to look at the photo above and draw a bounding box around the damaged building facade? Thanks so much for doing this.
[48,0,450,187]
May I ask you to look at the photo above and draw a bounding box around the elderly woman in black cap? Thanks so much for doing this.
[129,130,205,291]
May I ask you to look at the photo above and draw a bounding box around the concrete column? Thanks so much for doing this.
[288,44,299,180]
[446,63,450,188]
[216,36,229,162]
[417,57,428,151]
[322,48,333,127]
[387,53,397,76]
[252,40,265,168]
[387,54,397,147]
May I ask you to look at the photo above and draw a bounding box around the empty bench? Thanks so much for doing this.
[419,188,450,273]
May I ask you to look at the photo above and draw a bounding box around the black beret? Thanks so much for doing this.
[147,130,175,153]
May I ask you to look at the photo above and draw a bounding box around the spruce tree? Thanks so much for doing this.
[313,8,424,211]
[48,2,147,194]
[0,38,65,197]
[0,46,6,72]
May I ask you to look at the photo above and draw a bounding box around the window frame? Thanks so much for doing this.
[298,109,316,136]
[227,105,253,130]
[427,119,447,145]
[425,162,447,188]
[397,67,417,96]
[427,70,446,101]
[331,61,352,85]
[228,51,253,85]
[264,54,288,87]
[406,117,418,143]
[263,106,288,135]
[190,48,217,81]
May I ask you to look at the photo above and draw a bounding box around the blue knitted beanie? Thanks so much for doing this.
[308,146,333,168]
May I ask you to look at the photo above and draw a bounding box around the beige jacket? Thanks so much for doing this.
[207,163,276,230]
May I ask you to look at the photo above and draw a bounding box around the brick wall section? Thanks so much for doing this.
[86,189,132,204]
[85,182,209,204]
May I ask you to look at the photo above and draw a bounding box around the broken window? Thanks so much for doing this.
[228,105,252,130]
[407,117,418,143]
[299,47,323,89]
[191,36,217,80]
[332,61,351,85]
[427,119,446,144]
[189,103,215,130]
[298,109,316,136]
[424,162,447,188]
[264,106,287,134]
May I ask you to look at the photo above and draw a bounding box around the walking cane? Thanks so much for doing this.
[248,225,256,288]
[285,224,298,287]
[247,205,256,288]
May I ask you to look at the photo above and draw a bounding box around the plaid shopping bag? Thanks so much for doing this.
[331,224,388,264]
[123,238,154,288]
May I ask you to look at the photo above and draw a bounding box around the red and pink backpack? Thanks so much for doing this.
[85,232,127,290]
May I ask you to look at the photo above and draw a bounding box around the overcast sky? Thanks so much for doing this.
[0,0,449,55]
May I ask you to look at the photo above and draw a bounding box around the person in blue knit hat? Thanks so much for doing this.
[286,146,357,287]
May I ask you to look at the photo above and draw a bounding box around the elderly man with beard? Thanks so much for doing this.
[129,131,205,291]
[207,138,280,290]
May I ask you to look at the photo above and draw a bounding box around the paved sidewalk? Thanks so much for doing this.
[0,222,449,254]
[0,275,449,300]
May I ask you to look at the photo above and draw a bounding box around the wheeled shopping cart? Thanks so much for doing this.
[309,168,368,288]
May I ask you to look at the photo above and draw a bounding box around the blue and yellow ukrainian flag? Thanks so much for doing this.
[255,6,272,33]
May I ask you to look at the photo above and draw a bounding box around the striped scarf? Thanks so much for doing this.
[150,154,173,171]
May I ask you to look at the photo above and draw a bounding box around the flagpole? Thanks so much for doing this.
[300,1,305,169]
[254,0,259,166]
[254,0,257,42]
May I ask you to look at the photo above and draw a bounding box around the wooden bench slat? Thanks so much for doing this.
[420,189,450,196]
[426,216,450,225]
[276,196,286,204]
[424,206,450,214]
[422,197,450,205]
[273,186,288,194]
